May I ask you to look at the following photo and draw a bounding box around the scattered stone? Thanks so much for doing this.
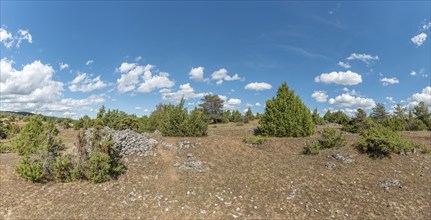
[380,179,402,191]
[85,127,158,157]
[325,162,337,170]
[332,153,354,164]
[287,188,300,200]
[175,154,206,172]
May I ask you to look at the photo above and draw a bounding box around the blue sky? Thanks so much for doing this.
[1,1,430,118]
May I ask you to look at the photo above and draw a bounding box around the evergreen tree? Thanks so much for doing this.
[230,110,242,123]
[199,95,226,123]
[370,103,388,123]
[258,82,315,137]
[311,108,325,125]
[393,104,407,119]
[245,107,255,121]
[413,101,431,129]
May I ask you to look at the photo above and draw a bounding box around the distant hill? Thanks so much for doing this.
[0,111,71,121]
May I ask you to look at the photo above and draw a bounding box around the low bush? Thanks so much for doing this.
[236,122,244,126]
[52,155,74,182]
[303,141,320,155]
[16,153,46,182]
[243,135,267,145]
[357,125,416,158]
[318,128,346,149]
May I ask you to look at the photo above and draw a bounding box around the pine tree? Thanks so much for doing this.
[258,82,315,137]
[199,95,226,123]
[245,107,254,121]
[370,103,388,123]
[413,101,431,130]
[311,108,325,125]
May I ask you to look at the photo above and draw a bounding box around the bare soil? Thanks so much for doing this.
[1,121,430,219]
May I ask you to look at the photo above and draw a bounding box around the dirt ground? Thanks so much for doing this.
[1,121,430,219]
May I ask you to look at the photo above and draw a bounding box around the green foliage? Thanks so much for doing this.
[382,117,407,131]
[0,119,20,139]
[342,109,374,133]
[245,107,255,121]
[303,141,320,155]
[87,151,112,183]
[199,95,227,124]
[13,115,63,156]
[407,111,427,131]
[0,142,15,153]
[311,108,325,125]
[323,110,350,125]
[236,122,244,126]
[258,82,315,137]
[243,135,267,145]
[16,155,45,182]
[421,147,430,155]
[158,98,208,137]
[413,101,431,130]
[357,125,416,158]
[318,128,346,149]
[370,103,388,123]
[230,110,243,123]
[52,155,74,182]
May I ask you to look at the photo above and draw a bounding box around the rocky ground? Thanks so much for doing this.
[1,121,430,219]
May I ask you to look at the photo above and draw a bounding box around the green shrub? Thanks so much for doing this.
[243,135,267,145]
[158,98,208,137]
[318,128,346,149]
[16,154,46,182]
[52,155,74,182]
[382,117,407,131]
[357,125,416,158]
[236,122,244,126]
[421,147,430,154]
[0,142,15,153]
[258,82,315,137]
[87,151,112,183]
[303,141,320,155]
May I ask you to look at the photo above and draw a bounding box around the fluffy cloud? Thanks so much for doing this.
[68,72,108,92]
[411,33,427,47]
[0,28,13,48]
[16,29,32,47]
[338,61,351,69]
[59,62,69,71]
[0,58,104,116]
[223,98,242,110]
[346,53,379,64]
[160,83,208,102]
[211,68,242,85]
[86,60,94,66]
[311,90,328,103]
[0,27,32,48]
[116,63,174,94]
[380,77,399,86]
[189,67,206,82]
[255,102,262,107]
[314,70,362,85]
[408,86,431,107]
[410,70,417,76]
[328,93,375,109]
[0,58,63,103]
[244,82,272,91]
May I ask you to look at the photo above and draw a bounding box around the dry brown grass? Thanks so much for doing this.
[0,121,430,219]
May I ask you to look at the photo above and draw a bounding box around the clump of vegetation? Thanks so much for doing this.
[52,155,74,182]
[342,109,374,133]
[318,128,347,149]
[199,95,228,124]
[236,122,244,126]
[303,141,321,155]
[323,110,349,125]
[303,127,346,155]
[357,125,417,158]
[421,147,430,155]
[243,135,267,145]
[311,108,325,125]
[258,82,315,137]
[157,98,208,137]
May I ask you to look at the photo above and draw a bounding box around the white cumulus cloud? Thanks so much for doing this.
[116,63,174,94]
[315,70,362,85]
[211,68,242,85]
[410,70,417,76]
[411,33,427,47]
[86,60,94,66]
[0,27,32,48]
[189,67,206,82]
[408,86,431,107]
[346,53,379,64]
[311,90,328,103]
[68,72,108,92]
[255,102,262,107]
[0,27,13,48]
[244,82,272,91]
[338,61,351,69]
[328,93,375,109]
[380,77,399,86]
[59,62,69,71]
[16,29,32,47]
[223,98,242,110]
[160,83,208,102]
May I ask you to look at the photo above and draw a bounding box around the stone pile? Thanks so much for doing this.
[380,179,402,191]
[174,153,205,172]
[332,153,354,164]
[85,127,158,157]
